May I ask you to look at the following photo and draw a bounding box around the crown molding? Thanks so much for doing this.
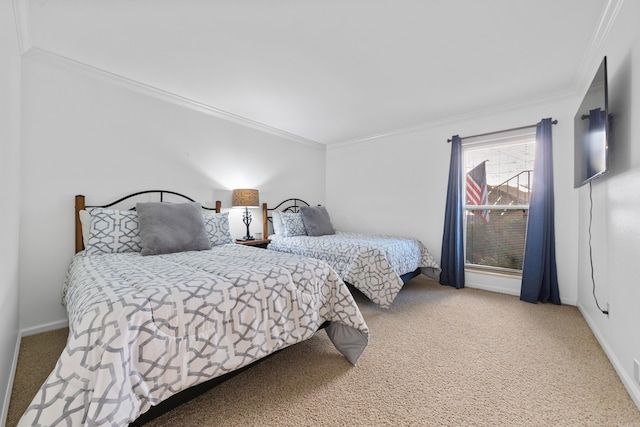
[13,0,323,149]
[12,0,323,150]
[328,89,573,151]
[329,1,625,151]
[22,46,325,150]
[16,0,623,152]
[12,0,31,54]
[571,0,624,94]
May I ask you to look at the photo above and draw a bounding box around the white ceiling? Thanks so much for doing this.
[24,0,613,145]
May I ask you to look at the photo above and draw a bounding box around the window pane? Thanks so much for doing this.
[465,209,529,270]
[464,135,535,271]
[465,139,535,201]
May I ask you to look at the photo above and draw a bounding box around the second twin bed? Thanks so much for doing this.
[263,198,441,309]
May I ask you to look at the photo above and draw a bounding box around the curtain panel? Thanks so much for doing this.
[520,118,561,304]
[440,135,465,288]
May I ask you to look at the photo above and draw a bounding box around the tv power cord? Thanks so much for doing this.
[589,181,609,316]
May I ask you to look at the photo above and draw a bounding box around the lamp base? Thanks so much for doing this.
[242,207,253,241]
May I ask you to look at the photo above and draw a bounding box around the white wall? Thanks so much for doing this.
[19,53,327,331]
[13,0,640,412]
[327,95,578,303]
[575,0,640,408]
[327,0,640,408]
[0,0,22,423]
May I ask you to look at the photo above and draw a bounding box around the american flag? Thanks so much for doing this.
[466,161,490,223]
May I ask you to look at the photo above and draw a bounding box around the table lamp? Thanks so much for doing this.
[231,189,260,240]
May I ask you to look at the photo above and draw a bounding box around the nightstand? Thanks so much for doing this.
[235,238,271,249]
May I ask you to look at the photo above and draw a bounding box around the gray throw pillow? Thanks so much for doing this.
[300,206,335,236]
[137,202,211,256]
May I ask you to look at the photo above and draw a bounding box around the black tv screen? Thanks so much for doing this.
[574,56,609,188]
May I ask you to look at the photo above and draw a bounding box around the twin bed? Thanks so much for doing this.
[262,198,441,308]
[19,191,440,426]
[18,191,369,426]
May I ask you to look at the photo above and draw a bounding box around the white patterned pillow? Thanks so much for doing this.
[272,212,284,236]
[79,210,91,248]
[279,212,307,237]
[84,208,142,254]
[203,212,234,246]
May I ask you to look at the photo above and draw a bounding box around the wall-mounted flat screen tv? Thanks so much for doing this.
[574,56,609,188]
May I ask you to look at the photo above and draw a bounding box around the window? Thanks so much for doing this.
[463,131,536,272]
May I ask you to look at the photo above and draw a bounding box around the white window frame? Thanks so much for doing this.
[462,129,536,274]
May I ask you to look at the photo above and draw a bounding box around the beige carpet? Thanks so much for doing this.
[8,276,640,426]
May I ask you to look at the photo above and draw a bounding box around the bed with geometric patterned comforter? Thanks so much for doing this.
[18,244,369,426]
[268,231,441,309]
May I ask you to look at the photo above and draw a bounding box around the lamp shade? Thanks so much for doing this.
[232,189,259,208]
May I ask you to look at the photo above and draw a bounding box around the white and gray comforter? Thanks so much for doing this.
[268,231,441,308]
[19,244,368,426]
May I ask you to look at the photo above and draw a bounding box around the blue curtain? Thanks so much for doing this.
[520,118,561,304]
[440,135,465,288]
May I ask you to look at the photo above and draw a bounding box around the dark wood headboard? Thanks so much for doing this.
[262,198,310,238]
[75,190,221,253]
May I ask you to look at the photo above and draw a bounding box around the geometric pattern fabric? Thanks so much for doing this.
[279,212,307,237]
[268,231,442,308]
[202,212,234,246]
[84,207,142,254]
[20,244,368,426]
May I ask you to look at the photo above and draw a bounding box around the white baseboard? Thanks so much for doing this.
[577,303,640,410]
[465,281,577,306]
[2,320,69,424]
[466,284,637,409]
[1,333,22,427]
[20,319,69,337]
[465,282,520,297]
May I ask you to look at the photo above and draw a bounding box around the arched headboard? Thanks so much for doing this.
[75,190,221,253]
[262,198,310,238]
